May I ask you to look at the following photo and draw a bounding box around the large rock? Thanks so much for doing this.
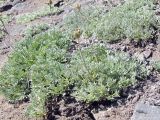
[131,103,160,120]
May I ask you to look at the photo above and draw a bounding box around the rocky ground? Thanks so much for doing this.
[0,0,160,120]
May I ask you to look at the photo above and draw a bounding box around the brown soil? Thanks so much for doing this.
[0,96,42,120]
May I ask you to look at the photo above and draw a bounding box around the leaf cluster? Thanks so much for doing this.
[68,45,146,102]
[97,0,157,42]
[62,5,105,38]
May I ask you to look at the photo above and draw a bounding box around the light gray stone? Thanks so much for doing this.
[143,50,152,59]
[134,52,145,62]
[131,103,160,120]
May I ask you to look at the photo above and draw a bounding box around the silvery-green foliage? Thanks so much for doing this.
[63,0,157,42]
[96,0,157,42]
[0,31,70,101]
[63,5,105,38]
[68,44,146,102]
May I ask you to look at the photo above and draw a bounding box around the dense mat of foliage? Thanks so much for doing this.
[0,30,147,116]
[0,31,70,101]
[63,0,158,42]
[97,0,157,41]
[63,5,105,38]
[68,45,146,102]
[0,0,157,117]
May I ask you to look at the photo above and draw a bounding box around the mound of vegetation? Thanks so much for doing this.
[0,30,147,117]
[97,0,157,41]
[63,5,105,38]
[63,0,159,42]
[68,45,146,102]
[0,31,70,100]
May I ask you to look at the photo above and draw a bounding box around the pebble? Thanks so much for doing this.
[134,52,145,62]
[143,50,152,59]
[132,94,141,104]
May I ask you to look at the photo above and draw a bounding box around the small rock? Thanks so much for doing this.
[157,36,160,44]
[128,94,134,100]
[143,50,152,59]
[157,88,160,93]
[93,111,108,120]
[121,46,127,52]
[146,65,154,73]
[149,43,154,47]
[155,100,160,106]
[123,38,130,45]
[155,8,160,15]
[132,94,141,104]
[143,85,148,90]
[157,44,160,52]
[150,86,157,92]
[134,52,145,62]
[146,44,155,51]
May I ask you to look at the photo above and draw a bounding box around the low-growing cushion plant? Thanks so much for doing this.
[0,30,70,101]
[67,45,147,102]
[62,5,105,38]
[63,0,158,42]
[26,44,146,116]
[0,35,147,117]
[96,0,157,42]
